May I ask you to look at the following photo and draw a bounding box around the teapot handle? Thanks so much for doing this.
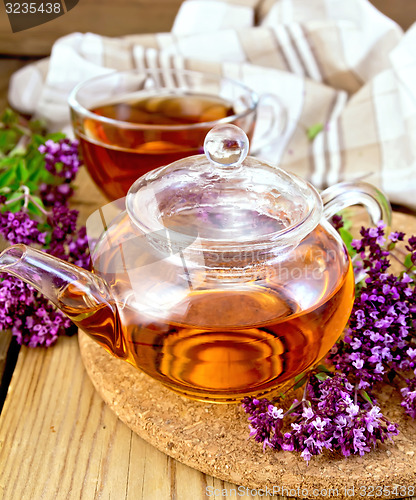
[320,181,392,228]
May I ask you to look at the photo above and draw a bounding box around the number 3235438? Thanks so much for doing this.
[5,2,62,14]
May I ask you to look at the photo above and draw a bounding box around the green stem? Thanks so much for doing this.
[302,379,309,402]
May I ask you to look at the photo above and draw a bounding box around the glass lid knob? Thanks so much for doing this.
[204,124,249,169]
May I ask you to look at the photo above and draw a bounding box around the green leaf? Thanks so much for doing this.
[315,372,329,381]
[0,129,21,154]
[0,156,20,169]
[15,159,29,183]
[25,181,40,192]
[306,123,324,141]
[27,195,46,217]
[294,372,305,382]
[43,233,52,247]
[0,108,19,127]
[28,118,47,135]
[342,214,353,231]
[26,152,45,172]
[0,168,17,188]
[339,227,355,257]
[293,374,308,390]
[360,390,373,405]
[46,132,65,142]
[404,253,415,271]
[27,156,44,176]
[53,161,64,175]
[315,364,332,374]
[31,134,46,147]
[25,146,56,187]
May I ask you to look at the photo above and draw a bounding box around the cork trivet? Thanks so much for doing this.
[78,212,416,499]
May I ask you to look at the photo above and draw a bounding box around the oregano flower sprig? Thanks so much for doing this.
[0,109,88,347]
[330,222,416,413]
[243,372,399,462]
[243,218,416,462]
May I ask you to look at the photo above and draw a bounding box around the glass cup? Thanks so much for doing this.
[68,69,286,201]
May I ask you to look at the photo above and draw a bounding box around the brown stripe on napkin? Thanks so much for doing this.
[285,25,310,78]
[303,23,363,94]
[272,25,305,76]
[294,23,324,82]
[335,107,347,184]
[286,24,322,82]
[269,27,292,70]
[132,46,163,73]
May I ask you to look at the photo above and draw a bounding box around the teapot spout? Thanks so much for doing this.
[0,244,127,359]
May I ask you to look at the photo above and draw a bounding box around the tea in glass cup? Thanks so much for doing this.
[68,69,286,200]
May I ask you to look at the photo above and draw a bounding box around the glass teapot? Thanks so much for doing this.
[0,125,391,403]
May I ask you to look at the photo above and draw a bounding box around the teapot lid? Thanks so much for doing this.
[126,124,322,250]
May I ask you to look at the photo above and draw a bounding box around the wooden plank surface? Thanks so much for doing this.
[0,331,13,381]
[0,334,287,500]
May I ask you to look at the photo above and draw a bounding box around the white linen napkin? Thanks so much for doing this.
[8,0,416,210]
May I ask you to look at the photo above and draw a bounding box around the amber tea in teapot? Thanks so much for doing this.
[0,125,391,403]
[59,224,354,402]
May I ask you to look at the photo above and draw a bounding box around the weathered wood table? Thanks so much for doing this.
[0,166,415,500]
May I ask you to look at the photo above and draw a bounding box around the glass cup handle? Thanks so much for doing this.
[250,93,288,155]
[320,181,392,228]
